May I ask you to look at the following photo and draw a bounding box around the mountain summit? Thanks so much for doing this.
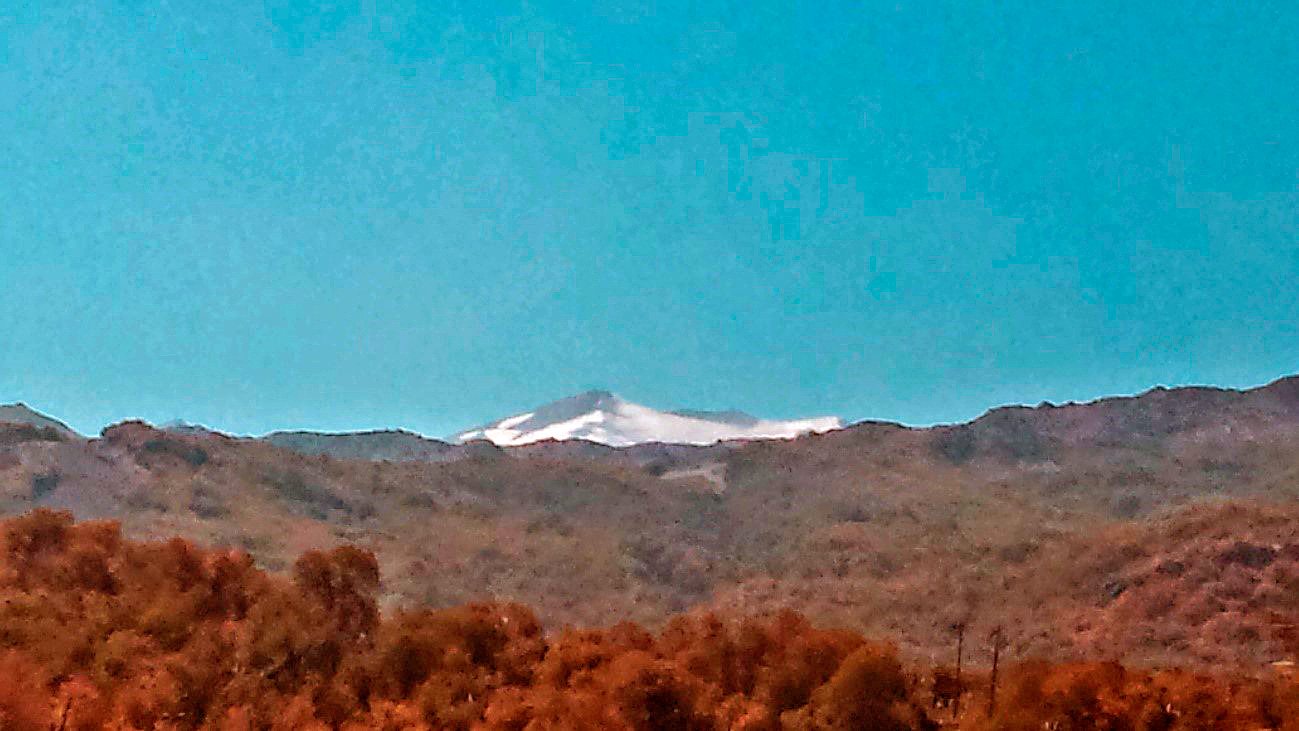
[450,390,841,447]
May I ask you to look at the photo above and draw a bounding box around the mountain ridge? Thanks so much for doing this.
[9,373,1299,461]
[0,403,82,440]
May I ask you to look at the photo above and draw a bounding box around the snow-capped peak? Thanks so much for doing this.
[451,391,841,447]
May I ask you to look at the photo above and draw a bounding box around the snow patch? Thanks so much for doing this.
[452,392,841,447]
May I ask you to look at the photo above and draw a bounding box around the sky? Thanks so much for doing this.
[2,0,1298,437]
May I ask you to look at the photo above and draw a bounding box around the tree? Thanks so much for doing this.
[988,625,1008,716]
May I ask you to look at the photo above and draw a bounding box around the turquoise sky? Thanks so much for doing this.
[2,0,1297,436]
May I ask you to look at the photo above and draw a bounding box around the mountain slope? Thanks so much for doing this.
[929,374,1299,464]
[0,403,81,440]
[262,429,465,462]
[452,390,842,447]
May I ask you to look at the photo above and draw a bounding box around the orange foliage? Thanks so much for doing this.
[0,651,52,730]
[0,509,1295,730]
[969,660,1299,731]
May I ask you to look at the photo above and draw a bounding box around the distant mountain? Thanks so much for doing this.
[450,390,843,447]
[261,429,466,462]
[0,403,81,440]
[929,374,1299,464]
[161,419,224,437]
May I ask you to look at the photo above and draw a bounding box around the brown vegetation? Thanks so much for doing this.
[0,511,1297,730]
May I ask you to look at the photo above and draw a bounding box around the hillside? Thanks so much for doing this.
[5,510,1295,729]
[2,376,1299,669]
